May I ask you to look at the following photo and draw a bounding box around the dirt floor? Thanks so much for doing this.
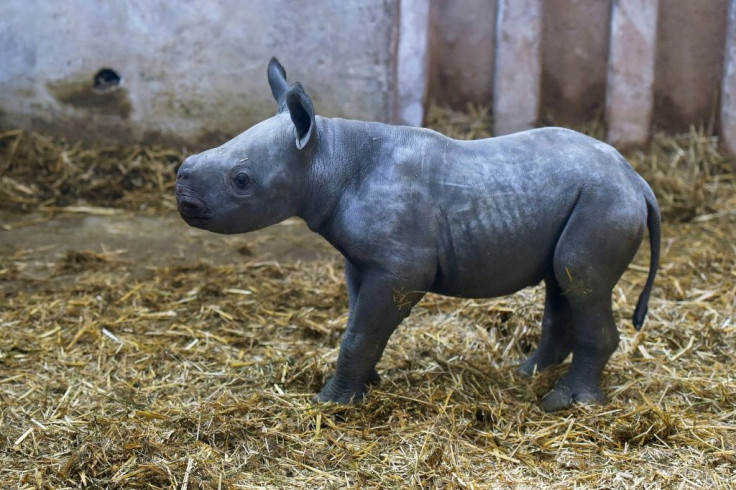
[1,211,332,273]
[1,118,735,488]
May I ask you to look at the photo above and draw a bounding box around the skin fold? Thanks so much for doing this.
[176,58,661,411]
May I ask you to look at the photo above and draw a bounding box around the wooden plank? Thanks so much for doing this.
[540,0,611,125]
[653,0,728,131]
[493,0,542,135]
[721,0,736,157]
[426,0,497,109]
[605,0,659,148]
[394,0,430,126]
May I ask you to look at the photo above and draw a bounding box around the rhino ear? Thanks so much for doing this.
[268,57,289,114]
[286,82,316,149]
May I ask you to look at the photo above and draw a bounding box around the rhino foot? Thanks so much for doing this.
[518,345,572,377]
[540,384,607,412]
[314,369,381,404]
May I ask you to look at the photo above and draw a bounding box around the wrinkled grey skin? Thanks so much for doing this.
[176,58,661,411]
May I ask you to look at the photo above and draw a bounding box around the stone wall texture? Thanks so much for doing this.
[540,0,610,126]
[0,0,399,146]
[426,0,496,109]
[653,0,728,132]
[1,0,735,151]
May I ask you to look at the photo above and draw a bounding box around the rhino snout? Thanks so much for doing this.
[177,154,203,182]
[176,185,212,220]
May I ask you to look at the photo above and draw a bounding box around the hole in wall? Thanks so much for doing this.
[93,68,121,93]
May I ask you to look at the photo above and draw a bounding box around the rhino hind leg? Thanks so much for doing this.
[518,277,573,376]
[539,295,619,411]
[540,195,645,412]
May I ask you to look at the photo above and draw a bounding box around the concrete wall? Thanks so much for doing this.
[653,0,728,132]
[427,0,730,141]
[0,0,399,146]
[540,0,610,125]
[605,0,659,148]
[493,0,542,136]
[2,0,736,152]
[426,0,496,109]
[722,0,736,156]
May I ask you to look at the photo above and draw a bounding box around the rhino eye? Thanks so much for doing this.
[233,171,250,191]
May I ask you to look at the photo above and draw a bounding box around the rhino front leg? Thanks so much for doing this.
[342,259,381,386]
[317,271,423,404]
[345,259,360,309]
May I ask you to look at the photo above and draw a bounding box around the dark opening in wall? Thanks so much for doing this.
[93,68,121,92]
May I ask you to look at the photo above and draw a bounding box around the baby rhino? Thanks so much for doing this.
[176,58,661,411]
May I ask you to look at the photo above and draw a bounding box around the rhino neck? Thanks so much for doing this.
[298,116,387,239]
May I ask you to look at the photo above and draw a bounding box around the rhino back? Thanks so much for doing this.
[323,123,642,297]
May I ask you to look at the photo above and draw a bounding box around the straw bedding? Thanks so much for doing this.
[1,109,734,488]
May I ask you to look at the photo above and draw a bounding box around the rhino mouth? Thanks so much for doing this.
[176,186,214,221]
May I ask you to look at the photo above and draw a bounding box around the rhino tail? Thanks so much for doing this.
[633,187,661,330]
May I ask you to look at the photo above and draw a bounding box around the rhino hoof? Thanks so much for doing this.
[314,387,366,404]
[540,385,607,412]
[518,359,539,377]
[314,376,368,404]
